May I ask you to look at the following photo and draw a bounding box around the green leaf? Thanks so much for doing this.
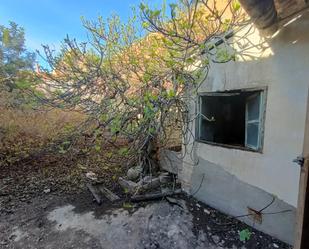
[202,58,209,67]
[139,3,146,11]
[34,90,46,98]
[167,89,175,98]
[123,202,133,209]
[95,145,101,152]
[111,117,121,134]
[142,22,150,29]
[199,44,206,50]
[152,10,161,18]
[143,73,151,82]
[58,147,67,154]
[118,147,129,155]
[106,152,113,158]
[222,19,231,31]
[99,114,108,122]
[62,140,71,145]
[232,1,241,11]
[216,48,233,62]
[2,28,10,45]
[239,229,251,242]
[148,127,155,134]
[15,80,32,89]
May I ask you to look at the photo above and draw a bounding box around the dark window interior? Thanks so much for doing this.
[198,90,263,150]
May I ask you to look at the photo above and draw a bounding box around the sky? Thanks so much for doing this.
[0,0,172,63]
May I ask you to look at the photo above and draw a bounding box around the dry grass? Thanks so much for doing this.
[0,107,130,205]
[0,107,85,166]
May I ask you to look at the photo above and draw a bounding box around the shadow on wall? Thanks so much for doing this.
[233,9,309,62]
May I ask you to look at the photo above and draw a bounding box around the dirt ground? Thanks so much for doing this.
[0,152,292,249]
[0,188,292,249]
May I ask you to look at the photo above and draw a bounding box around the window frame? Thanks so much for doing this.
[245,92,264,150]
[196,87,267,153]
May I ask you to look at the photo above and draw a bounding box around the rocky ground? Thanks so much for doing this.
[0,158,292,249]
[0,190,292,249]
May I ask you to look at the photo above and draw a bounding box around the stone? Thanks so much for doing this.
[86,183,102,205]
[211,235,220,244]
[138,176,160,190]
[86,172,98,181]
[98,185,120,202]
[127,166,142,181]
[159,149,182,175]
[198,231,206,242]
[139,175,152,183]
[118,177,138,193]
[203,208,211,215]
[43,188,51,194]
[167,224,179,238]
[159,172,172,184]
[166,197,186,209]
[9,234,16,240]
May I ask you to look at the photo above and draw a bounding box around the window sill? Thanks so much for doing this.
[195,139,263,154]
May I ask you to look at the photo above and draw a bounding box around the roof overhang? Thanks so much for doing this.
[239,0,309,31]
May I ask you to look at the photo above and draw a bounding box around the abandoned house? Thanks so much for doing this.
[174,0,309,246]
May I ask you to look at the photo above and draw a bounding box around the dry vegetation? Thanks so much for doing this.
[0,0,246,205]
[0,106,134,212]
[0,108,84,166]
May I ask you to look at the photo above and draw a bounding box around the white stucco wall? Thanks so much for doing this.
[183,10,309,207]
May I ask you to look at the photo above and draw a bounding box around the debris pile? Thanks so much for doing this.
[121,147,183,199]
[86,149,182,204]
[86,171,121,204]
